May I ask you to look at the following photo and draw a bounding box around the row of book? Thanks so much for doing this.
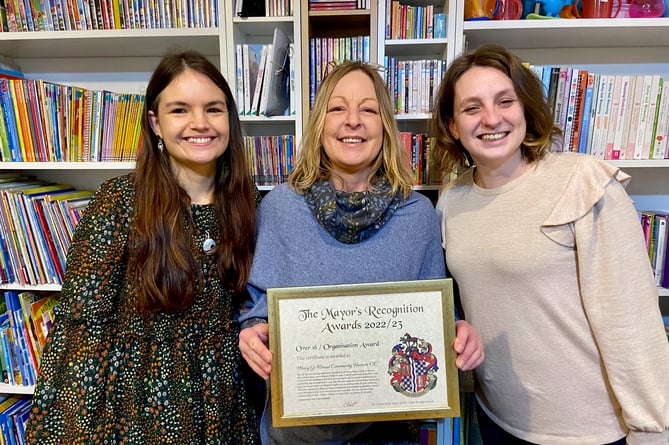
[244,134,294,186]
[0,395,31,445]
[385,1,447,40]
[0,290,57,387]
[0,76,144,163]
[234,28,293,117]
[383,58,448,116]
[528,65,669,160]
[0,174,92,286]
[308,0,370,11]
[234,0,293,18]
[399,132,440,186]
[640,210,669,289]
[0,0,218,32]
[308,35,371,106]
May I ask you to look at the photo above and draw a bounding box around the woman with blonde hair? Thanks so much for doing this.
[239,60,484,444]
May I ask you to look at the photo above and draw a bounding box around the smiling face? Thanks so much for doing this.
[449,66,526,174]
[321,70,383,191]
[149,68,230,181]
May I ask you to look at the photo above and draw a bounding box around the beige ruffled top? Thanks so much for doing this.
[437,152,669,445]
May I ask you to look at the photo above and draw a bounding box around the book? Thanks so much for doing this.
[640,75,662,160]
[250,44,269,116]
[556,67,572,136]
[662,224,669,289]
[263,27,291,117]
[651,212,668,287]
[0,395,30,444]
[0,396,31,445]
[632,75,655,160]
[590,75,616,159]
[577,73,597,154]
[4,290,36,385]
[568,69,588,152]
[652,81,669,160]
[244,43,264,116]
[546,66,560,116]
[609,75,631,160]
[624,75,644,160]
[603,75,623,160]
[234,44,244,114]
[30,293,58,351]
[288,43,296,116]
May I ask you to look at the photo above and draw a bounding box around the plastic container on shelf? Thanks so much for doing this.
[628,0,665,16]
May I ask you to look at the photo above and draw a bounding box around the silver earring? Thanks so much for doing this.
[157,139,164,152]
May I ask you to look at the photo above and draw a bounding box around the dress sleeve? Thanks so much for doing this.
[544,159,669,443]
[57,176,132,326]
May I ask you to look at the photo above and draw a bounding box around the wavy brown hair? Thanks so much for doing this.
[130,50,256,313]
[431,44,561,178]
[288,61,415,199]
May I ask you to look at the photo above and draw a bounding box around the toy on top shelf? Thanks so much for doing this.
[538,0,572,16]
[464,0,500,20]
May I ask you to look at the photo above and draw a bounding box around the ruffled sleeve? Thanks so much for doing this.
[540,156,630,247]
[541,155,669,442]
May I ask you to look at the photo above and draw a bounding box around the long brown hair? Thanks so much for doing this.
[131,50,256,312]
[431,44,561,178]
[288,61,415,199]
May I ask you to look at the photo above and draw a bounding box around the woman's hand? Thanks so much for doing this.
[453,320,484,371]
[239,323,273,379]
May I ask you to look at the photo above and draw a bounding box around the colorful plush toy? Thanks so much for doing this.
[539,0,571,16]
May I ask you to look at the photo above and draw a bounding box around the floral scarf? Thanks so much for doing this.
[303,176,402,244]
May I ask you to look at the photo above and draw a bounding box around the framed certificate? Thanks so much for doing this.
[267,279,460,427]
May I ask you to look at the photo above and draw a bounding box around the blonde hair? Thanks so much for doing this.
[288,61,414,198]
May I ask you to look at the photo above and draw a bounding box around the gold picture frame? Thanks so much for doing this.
[267,278,460,427]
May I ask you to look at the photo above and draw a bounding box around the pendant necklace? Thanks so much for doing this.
[202,231,216,255]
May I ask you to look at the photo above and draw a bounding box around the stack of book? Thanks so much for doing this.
[639,211,669,289]
[0,76,144,163]
[234,28,292,117]
[0,395,31,445]
[0,290,58,388]
[309,0,368,11]
[1,0,218,32]
[526,65,669,160]
[0,174,92,286]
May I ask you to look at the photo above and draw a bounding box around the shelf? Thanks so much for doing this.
[0,28,221,58]
[233,16,295,35]
[309,9,372,18]
[239,115,296,123]
[384,38,448,57]
[0,383,34,395]
[395,113,432,121]
[607,160,669,168]
[0,284,61,291]
[660,288,669,297]
[0,162,136,170]
[463,18,669,50]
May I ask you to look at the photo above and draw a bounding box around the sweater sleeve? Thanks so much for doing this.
[544,159,669,443]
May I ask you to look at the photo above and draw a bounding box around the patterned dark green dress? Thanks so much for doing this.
[24,174,261,444]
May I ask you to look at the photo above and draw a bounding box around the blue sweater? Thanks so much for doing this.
[240,182,447,323]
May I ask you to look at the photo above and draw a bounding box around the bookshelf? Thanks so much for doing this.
[377,0,457,188]
[0,4,667,443]
[223,5,302,189]
[300,0,378,127]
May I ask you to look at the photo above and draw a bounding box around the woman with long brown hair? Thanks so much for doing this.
[26,50,261,444]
